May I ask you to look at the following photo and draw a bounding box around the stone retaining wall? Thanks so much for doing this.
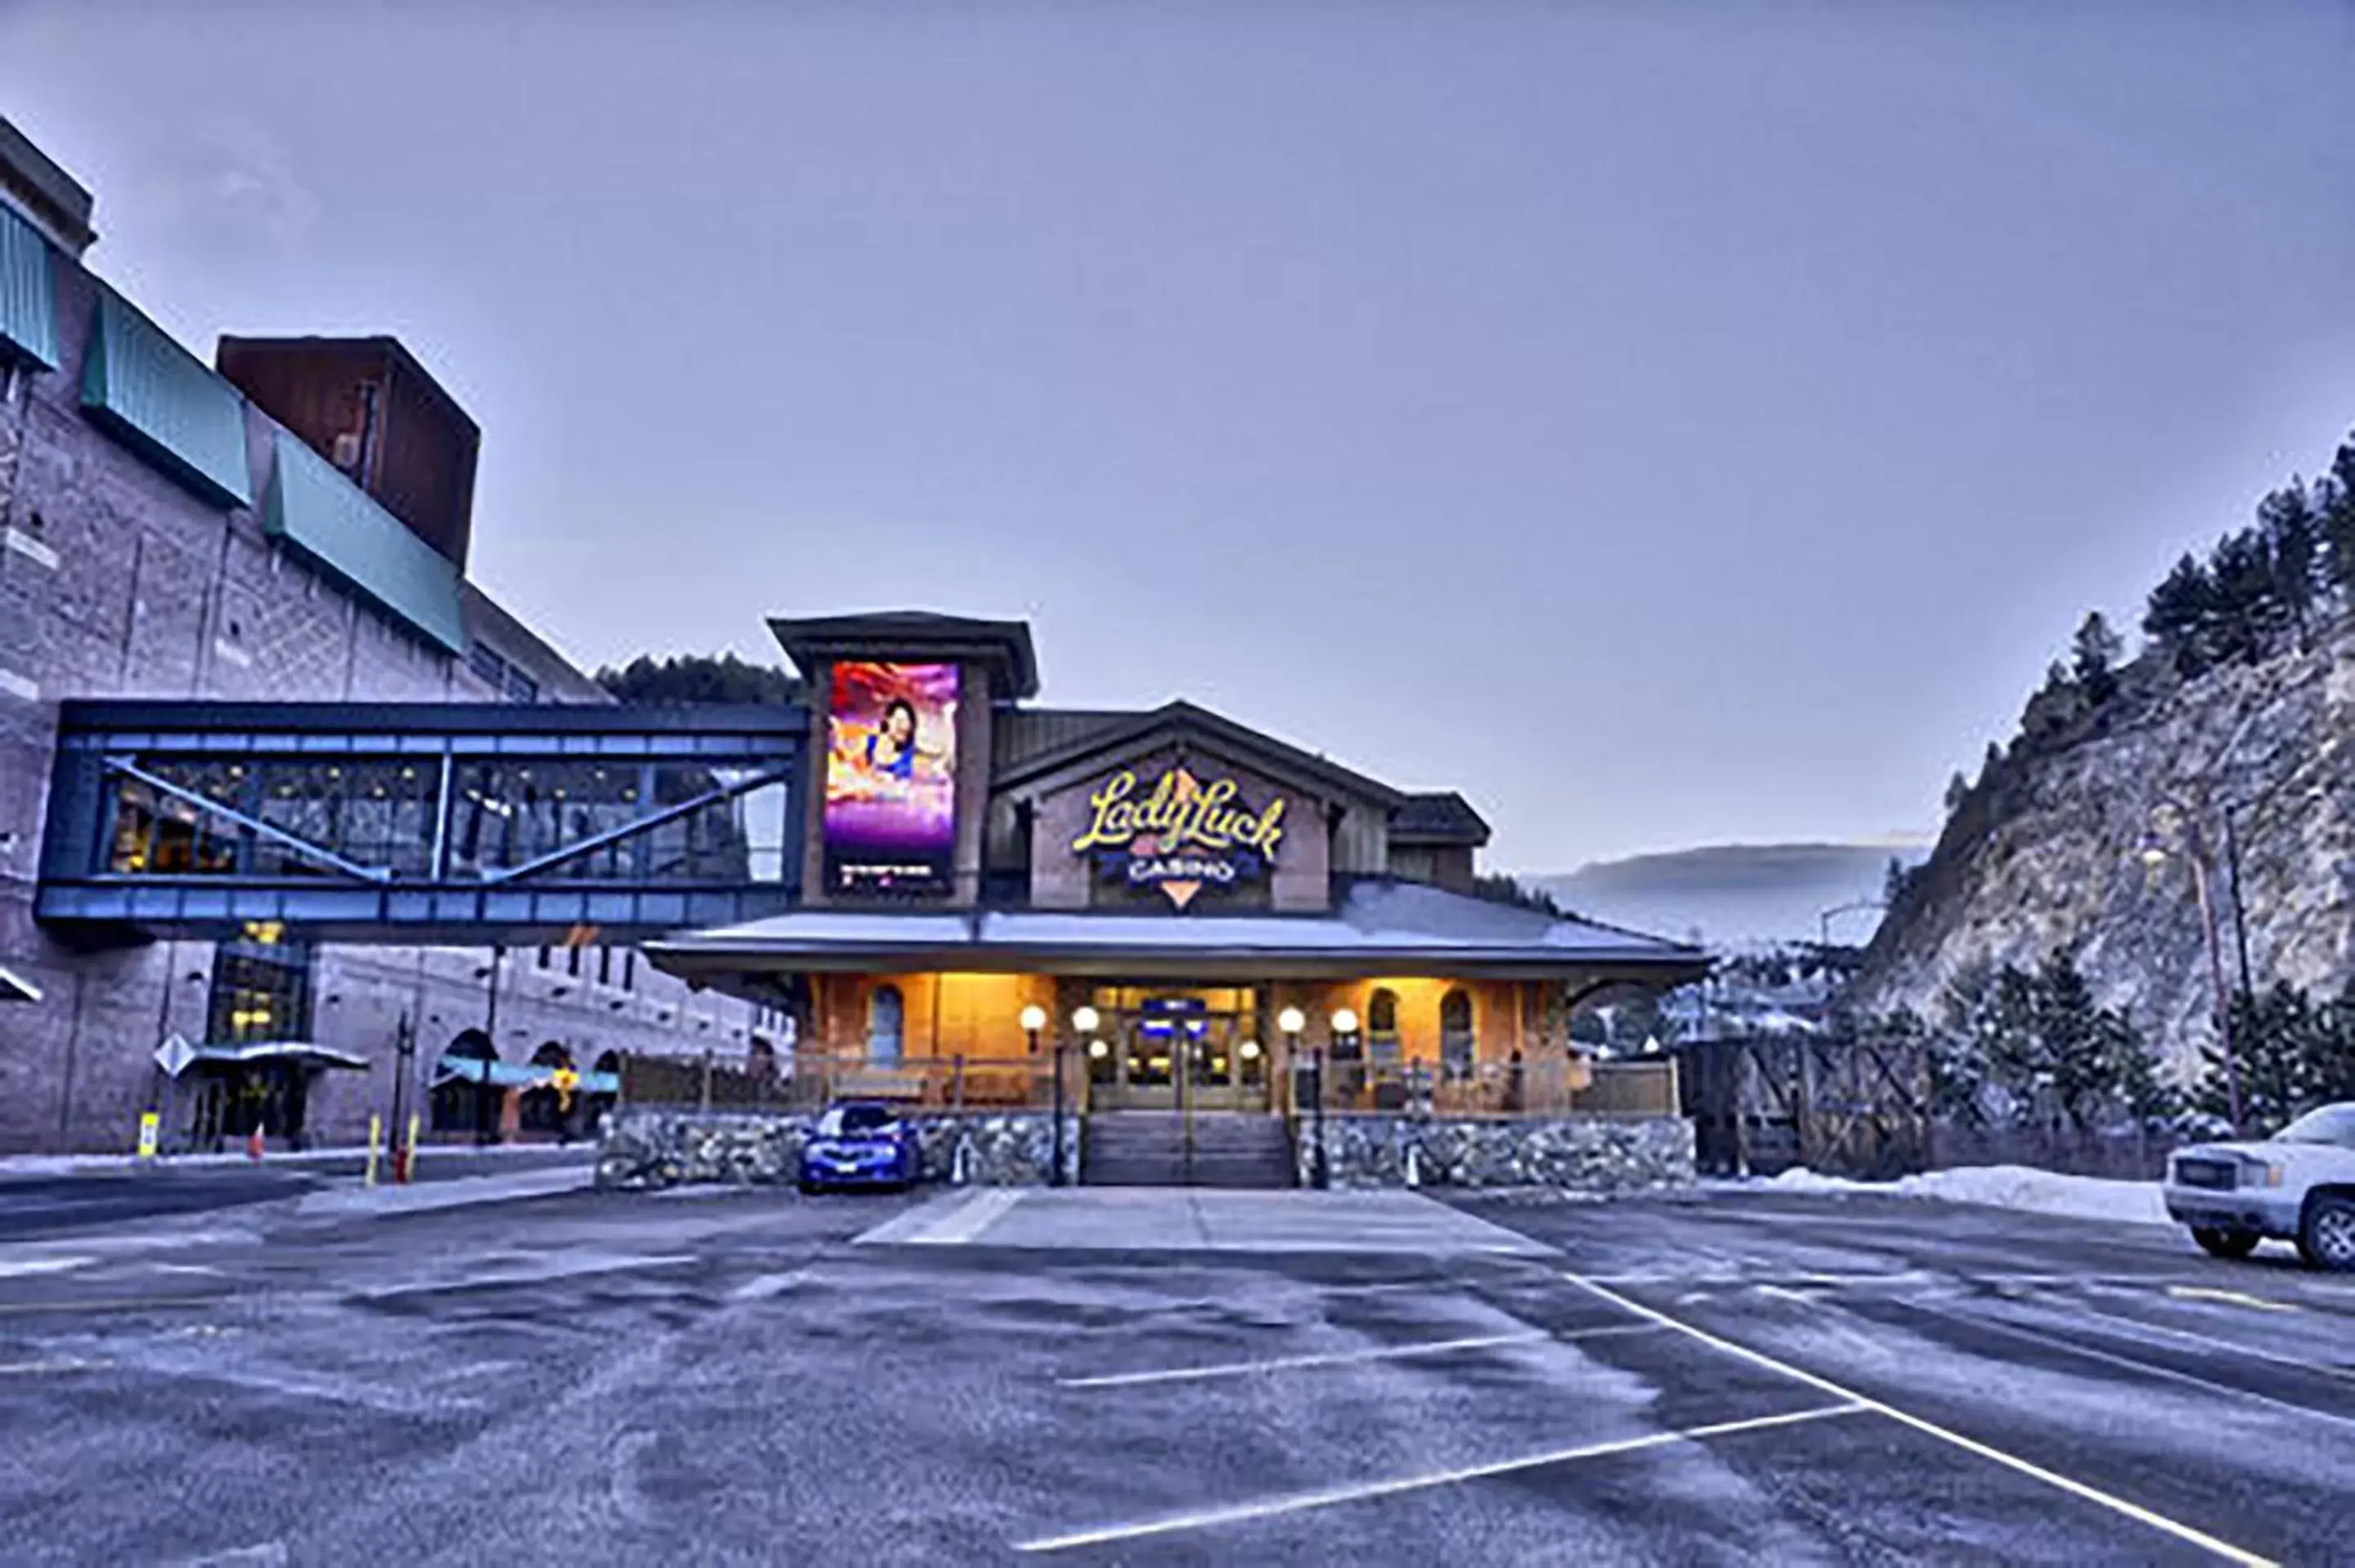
[1297,1114,1695,1191]
[595,1108,1078,1190]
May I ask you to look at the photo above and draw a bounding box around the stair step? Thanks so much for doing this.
[1081,1114,1294,1189]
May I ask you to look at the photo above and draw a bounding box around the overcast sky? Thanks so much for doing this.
[4,2,2351,872]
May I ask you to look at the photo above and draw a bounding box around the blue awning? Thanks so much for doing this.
[80,288,253,508]
[433,1055,619,1095]
[264,430,468,654]
[0,204,57,369]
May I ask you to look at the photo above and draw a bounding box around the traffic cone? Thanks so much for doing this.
[247,1126,265,1162]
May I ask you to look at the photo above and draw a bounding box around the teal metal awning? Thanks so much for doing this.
[80,289,253,508]
[433,1055,619,1095]
[264,430,469,654]
[0,204,57,369]
[190,1040,370,1071]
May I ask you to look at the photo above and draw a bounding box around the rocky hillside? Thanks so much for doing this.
[1852,612,2355,1077]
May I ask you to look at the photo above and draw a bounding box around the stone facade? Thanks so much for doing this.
[595,1106,1079,1189]
[597,1106,1693,1194]
[0,161,756,1154]
[1298,1113,1696,1191]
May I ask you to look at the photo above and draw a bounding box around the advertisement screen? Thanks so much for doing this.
[823,661,960,893]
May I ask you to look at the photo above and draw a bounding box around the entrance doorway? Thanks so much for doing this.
[1087,989,1270,1113]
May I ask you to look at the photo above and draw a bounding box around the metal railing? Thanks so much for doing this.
[617,1051,1076,1115]
[1300,1057,1679,1119]
[617,1051,1678,1121]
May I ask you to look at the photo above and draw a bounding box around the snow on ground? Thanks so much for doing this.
[1756,1164,2172,1228]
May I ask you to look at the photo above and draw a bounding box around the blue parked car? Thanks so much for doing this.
[798,1101,921,1194]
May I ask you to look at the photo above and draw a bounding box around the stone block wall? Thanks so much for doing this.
[1298,1113,1696,1191]
[596,1106,1081,1190]
[0,231,756,1154]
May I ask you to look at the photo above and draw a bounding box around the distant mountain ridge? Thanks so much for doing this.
[1524,841,1930,948]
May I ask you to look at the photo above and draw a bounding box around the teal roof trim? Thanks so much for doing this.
[80,289,253,508]
[0,204,57,368]
[264,430,469,655]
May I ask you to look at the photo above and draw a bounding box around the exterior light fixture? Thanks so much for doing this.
[1019,1004,1048,1033]
[1238,1040,1262,1061]
[1330,1007,1359,1035]
[1088,1038,1110,1060]
[1276,1006,1307,1036]
[1071,1005,1101,1034]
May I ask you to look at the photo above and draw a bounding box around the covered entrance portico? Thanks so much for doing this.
[1083,986,1270,1114]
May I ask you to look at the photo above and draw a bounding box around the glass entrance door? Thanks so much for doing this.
[1089,990,1270,1113]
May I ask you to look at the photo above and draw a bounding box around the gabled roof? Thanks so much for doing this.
[989,699,1408,808]
[1391,791,1491,847]
[768,612,1040,700]
[646,878,1709,985]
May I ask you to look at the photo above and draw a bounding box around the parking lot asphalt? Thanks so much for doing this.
[1,1182,2351,1566]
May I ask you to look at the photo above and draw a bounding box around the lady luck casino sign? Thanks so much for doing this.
[1069,765,1289,909]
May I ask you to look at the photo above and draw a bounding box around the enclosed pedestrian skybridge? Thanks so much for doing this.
[36,700,807,946]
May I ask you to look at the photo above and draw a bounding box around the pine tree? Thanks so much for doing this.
[2320,433,2355,590]
[2207,527,2285,665]
[2256,482,2321,643]
[2144,553,2218,676]
[1944,771,1970,814]
[2070,611,2123,706]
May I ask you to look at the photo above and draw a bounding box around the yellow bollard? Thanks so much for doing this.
[137,1111,159,1161]
[365,1114,382,1187]
[405,1112,422,1185]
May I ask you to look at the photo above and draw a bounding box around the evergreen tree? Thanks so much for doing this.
[2070,612,2123,706]
[594,653,801,706]
[2143,553,2217,676]
[1882,854,1909,907]
[2257,482,2322,643]
[1944,770,1971,814]
[2214,527,2292,664]
[2324,436,2355,594]
[1472,872,1566,917]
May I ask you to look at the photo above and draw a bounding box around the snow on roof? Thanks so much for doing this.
[657,880,1702,966]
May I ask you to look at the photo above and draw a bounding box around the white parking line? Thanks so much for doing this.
[913,1188,1025,1245]
[2074,1301,2355,1384]
[725,1266,813,1303]
[1014,1401,1866,1552]
[1560,1270,2278,1568]
[1936,1308,2355,1431]
[1058,1324,1666,1390]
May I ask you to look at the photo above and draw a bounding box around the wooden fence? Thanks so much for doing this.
[1680,1034,2171,1180]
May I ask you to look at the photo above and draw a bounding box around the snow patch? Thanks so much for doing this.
[1759,1163,2170,1228]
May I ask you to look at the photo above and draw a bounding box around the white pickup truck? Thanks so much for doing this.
[2163,1102,2355,1270]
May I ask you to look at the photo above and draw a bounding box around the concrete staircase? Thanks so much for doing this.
[1081,1112,1295,1189]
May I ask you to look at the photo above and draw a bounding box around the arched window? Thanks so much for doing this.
[431,1029,500,1136]
[583,1049,623,1135]
[1439,988,1474,1077]
[868,984,904,1064]
[1366,988,1401,1066]
[519,1041,575,1134]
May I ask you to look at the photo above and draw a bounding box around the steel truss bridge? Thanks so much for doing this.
[37,700,808,947]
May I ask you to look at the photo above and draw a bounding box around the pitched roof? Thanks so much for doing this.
[646,879,1708,985]
[767,612,1039,698]
[1390,791,1491,847]
[989,699,1408,807]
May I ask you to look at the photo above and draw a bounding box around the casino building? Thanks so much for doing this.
[639,614,1707,1178]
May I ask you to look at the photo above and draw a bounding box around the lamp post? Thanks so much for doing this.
[1067,1005,1101,1188]
[1020,1003,1052,1183]
[1329,1005,1358,1138]
[1278,1006,1314,1187]
[2143,797,2240,1135]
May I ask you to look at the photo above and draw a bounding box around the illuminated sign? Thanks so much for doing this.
[1070,765,1286,909]
[823,661,960,894]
